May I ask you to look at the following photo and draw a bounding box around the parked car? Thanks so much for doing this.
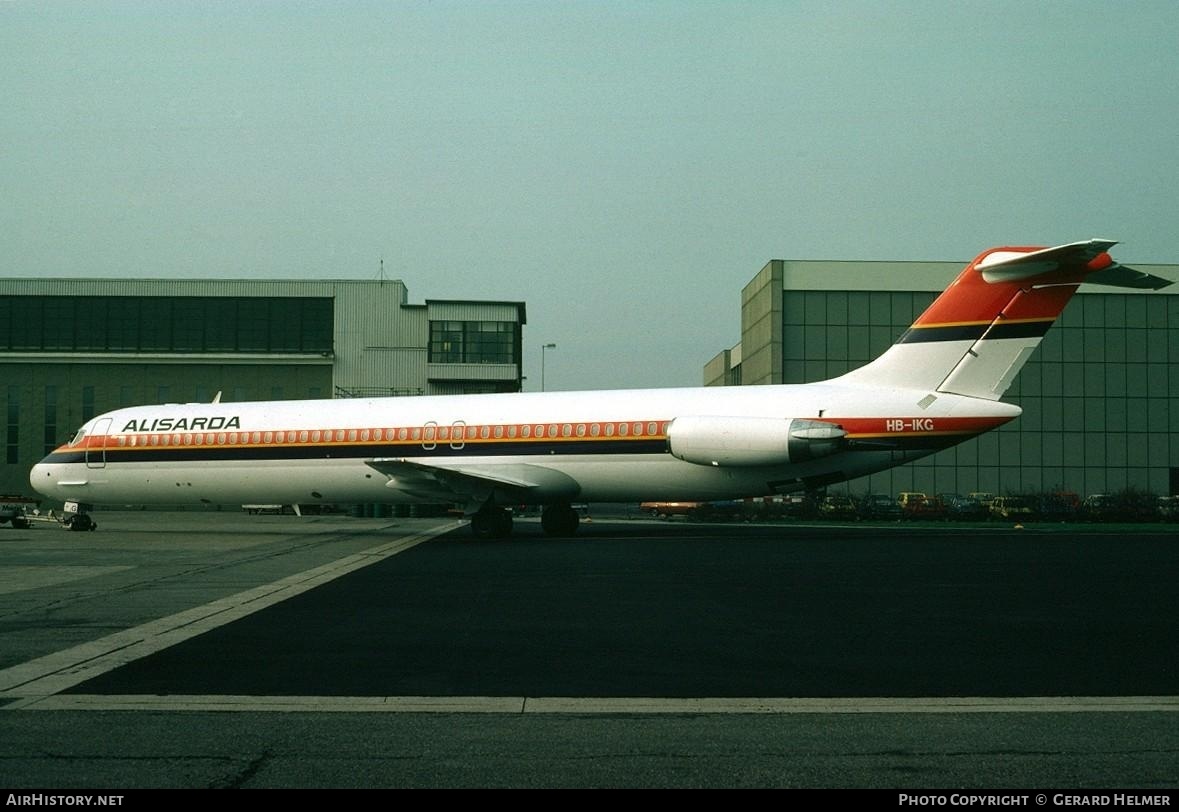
[990,495,1035,520]
[1081,494,1114,522]
[819,494,858,520]
[859,494,904,521]
[641,501,704,519]
[898,492,945,520]
[940,493,988,521]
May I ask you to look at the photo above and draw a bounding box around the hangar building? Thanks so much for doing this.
[0,278,525,497]
[705,257,1179,499]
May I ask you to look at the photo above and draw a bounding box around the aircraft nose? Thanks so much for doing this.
[29,459,58,499]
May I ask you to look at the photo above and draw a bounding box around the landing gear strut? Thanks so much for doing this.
[67,513,97,531]
[470,504,513,539]
[541,503,580,538]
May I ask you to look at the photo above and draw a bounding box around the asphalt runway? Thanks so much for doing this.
[1,511,1177,788]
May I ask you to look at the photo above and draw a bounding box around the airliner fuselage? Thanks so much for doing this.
[29,240,1171,537]
[30,383,1018,508]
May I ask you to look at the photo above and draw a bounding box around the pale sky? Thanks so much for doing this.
[4,1,1178,391]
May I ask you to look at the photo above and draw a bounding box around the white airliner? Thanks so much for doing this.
[30,240,1170,537]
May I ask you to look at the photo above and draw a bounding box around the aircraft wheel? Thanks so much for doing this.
[541,504,580,537]
[67,514,95,532]
[471,506,512,539]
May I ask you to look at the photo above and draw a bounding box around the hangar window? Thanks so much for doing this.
[0,296,333,354]
[428,320,520,365]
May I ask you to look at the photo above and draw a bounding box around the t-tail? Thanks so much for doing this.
[836,240,1171,399]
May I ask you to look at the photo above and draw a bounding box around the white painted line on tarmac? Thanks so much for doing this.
[0,521,462,699]
[8,694,1179,714]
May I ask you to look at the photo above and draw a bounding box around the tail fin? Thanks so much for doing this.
[836,240,1171,400]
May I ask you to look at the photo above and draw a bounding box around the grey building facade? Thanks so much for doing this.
[706,258,1179,499]
[1,278,525,497]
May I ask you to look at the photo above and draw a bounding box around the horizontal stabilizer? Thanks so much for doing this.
[1085,264,1172,290]
[976,239,1118,282]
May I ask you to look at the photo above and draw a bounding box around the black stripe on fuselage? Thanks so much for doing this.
[897,320,1053,344]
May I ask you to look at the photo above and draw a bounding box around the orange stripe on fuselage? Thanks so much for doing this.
[58,419,675,454]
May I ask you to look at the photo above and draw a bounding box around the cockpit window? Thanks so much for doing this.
[67,428,87,447]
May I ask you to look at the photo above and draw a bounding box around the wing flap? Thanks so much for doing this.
[366,458,580,504]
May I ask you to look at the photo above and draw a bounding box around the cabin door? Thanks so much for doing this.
[86,418,112,469]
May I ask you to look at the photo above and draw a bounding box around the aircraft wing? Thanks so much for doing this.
[365,457,580,508]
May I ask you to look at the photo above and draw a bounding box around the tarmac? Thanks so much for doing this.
[1,510,1176,788]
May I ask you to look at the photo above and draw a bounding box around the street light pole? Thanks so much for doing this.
[541,343,557,392]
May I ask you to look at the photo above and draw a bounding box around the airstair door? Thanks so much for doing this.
[86,418,112,469]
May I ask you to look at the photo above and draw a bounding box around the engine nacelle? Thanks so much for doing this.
[666,416,846,467]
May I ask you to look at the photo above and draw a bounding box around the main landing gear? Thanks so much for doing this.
[468,502,581,539]
[470,504,513,539]
[541,503,580,538]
